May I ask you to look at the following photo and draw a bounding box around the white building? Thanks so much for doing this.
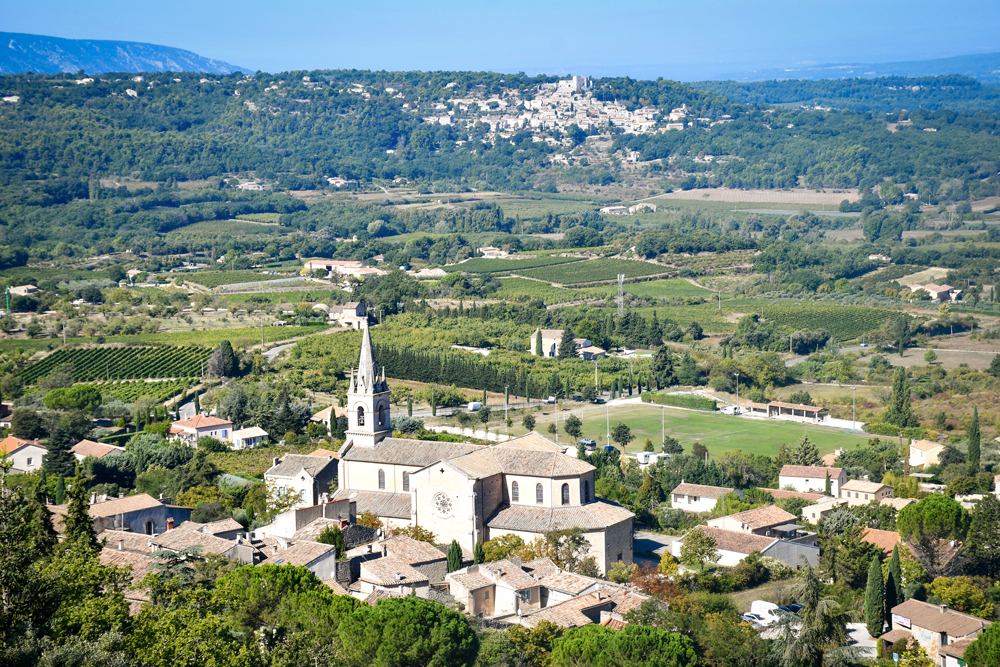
[529,329,591,358]
[671,525,818,569]
[0,436,46,473]
[778,465,846,497]
[670,482,734,514]
[70,440,124,462]
[230,427,269,450]
[169,415,233,446]
[264,453,339,510]
[9,285,39,297]
[477,246,509,259]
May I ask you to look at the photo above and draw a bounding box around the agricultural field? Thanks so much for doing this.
[520,258,668,285]
[624,278,713,300]
[759,302,909,341]
[88,379,190,403]
[448,256,585,274]
[184,271,297,288]
[167,220,286,238]
[221,291,338,306]
[19,346,212,384]
[235,213,283,224]
[0,266,113,285]
[495,277,606,305]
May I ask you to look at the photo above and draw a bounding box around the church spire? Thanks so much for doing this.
[357,324,377,392]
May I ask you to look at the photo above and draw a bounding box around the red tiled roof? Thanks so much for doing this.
[780,465,843,479]
[722,505,796,530]
[72,440,123,459]
[763,488,827,502]
[671,483,733,499]
[0,436,40,455]
[861,528,901,555]
[173,415,231,429]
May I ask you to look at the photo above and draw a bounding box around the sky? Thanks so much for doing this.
[6,0,1000,79]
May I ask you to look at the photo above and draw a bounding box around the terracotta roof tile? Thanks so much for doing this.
[478,560,538,590]
[332,489,411,519]
[521,558,561,578]
[671,483,733,499]
[340,437,484,466]
[150,523,235,554]
[722,505,796,530]
[360,555,428,586]
[841,480,891,494]
[100,529,152,552]
[269,540,337,567]
[521,588,649,628]
[71,440,123,459]
[940,637,975,659]
[780,465,843,479]
[0,436,41,455]
[100,548,154,583]
[380,535,447,565]
[266,454,337,478]
[323,579,350,596]
[173,415,231,428]
[890,599,992,637]
[447,446,593,479]
[910,439,944,452]
[763,488,827,502]
[487,501,633,533]
[88,493,163,518]
[862,528,901,555]
[687,526,777,555]
[534,571,598,595]
[450,572,493,591]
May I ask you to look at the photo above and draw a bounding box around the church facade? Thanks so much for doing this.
[334,326,634,574]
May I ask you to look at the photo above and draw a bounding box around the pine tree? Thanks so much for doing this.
[43,422,76,477]
[794,436,821,466]
[447,540,462,572]
[558,328,576,359]
[63,470,99,552]
[55,474,65,505]
[885,544,903,627]
[474,541,485,565]
[535,329,543,357]
[30,473,58,554]
[968,406,981,471]
[864,556,885,638]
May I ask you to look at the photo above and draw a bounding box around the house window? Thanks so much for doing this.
[145,520,154,535]
[617,553,622,562]
[511,481,519,502]
[520,590,532,602]
[378,469,385,490]
[561,483,570,505]
[485,590,490,600]
[402,472,410,492]
[26,458,32,466]
[536,484,543,504]
[357,406,365,426]
[583,480,590,502]
[692,496,699,502]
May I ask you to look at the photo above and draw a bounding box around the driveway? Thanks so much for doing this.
[633,531,679,568]
[263,343,296,362]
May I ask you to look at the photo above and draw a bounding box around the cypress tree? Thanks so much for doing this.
[406,394,412,417]
[824,471,831,496]
[63,470,99,552]
[447,540,462,572]
[968,406,981,471]
[193,390,201,415]
[864,556,885,638]
[474,541,485,565]
[883,368,917,428]
[558,328,576,359]
[535,329,543,357]
[431,389,436,417]
[887,544,904,619]
[55,474,66,505]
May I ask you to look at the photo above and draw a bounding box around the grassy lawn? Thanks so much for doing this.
[508,402,873,457]
[728,578,799,613]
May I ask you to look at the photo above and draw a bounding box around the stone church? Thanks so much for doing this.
[333,326,634,574]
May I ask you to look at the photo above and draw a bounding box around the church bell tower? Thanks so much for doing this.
[345,324,391,448]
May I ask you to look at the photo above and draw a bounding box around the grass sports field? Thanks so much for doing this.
[516,401,872,457]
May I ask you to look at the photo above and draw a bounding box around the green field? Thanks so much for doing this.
[624,278,713,299]
[760,303,909,341]
[520,258,668,285]
[184,271,297,288]
[448,256,585,274]
[495,277,606,304]
[167,220,285,237]
[20,346,211,384]
[533,402,872,457]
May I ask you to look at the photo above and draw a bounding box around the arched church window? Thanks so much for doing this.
[402,472,410,492]
[357,406,365,426]
[583,480,590,502]
[378,469,385,489]
[561,483,570,505]
[379,403,387,426]
[511,481,519,502]
[536,484,544,504]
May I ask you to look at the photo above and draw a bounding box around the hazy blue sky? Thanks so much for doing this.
[6,0,1000,78]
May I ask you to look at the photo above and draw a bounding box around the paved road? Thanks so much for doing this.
[263,343,296,362]
[633,531,678,568]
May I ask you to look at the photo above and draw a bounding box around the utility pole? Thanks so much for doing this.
[504,384,509,437]
[661,405,665,445]
[851,386,857,430]
[606,400,610,450]
[594,360,599,390]
[555,398,559,445]
[617,274,625,317]
[260,315,264,346]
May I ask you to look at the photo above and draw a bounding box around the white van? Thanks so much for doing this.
[750,601,781,627]
[467,401,483,412]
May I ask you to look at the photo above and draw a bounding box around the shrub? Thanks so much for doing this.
[641,392,716,411]
[865,422,901,436]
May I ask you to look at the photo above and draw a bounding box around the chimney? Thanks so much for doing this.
[90,493,97,504]
[118,538,124,551]
[159,493,163,500]
[166,518,174,531]
[940,604,948,613]
[273,457,280,468]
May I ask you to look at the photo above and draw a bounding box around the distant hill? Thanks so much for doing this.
[0,32,250,75]
[717,52,1000,83]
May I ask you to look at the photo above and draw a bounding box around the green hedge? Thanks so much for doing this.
[641,392,717,411]
[864,422,900,436]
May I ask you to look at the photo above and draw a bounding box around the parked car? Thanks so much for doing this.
[778,603,803,614]
[740,613,765,629]
[578,438,597,447]
[750,601,781,627]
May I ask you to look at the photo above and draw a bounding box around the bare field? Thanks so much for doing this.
[649,188,859,205]
[823,229,865,241]
[894,267,951,284]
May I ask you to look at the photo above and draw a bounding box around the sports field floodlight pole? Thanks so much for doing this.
[852,386,857,430]
[734,373,740,412]
[606,401,610,448]
[504,384,509,437]
[661,406,665,445]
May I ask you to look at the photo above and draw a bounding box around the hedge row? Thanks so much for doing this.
[641,391,717,411]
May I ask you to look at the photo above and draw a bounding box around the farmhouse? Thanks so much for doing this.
[779,465,846,497]
[529,329,591,357]
[230,426,269,450]
[334,326,634,574]
[670,482,734,514]
[9,284,39,296]
[477,246,509,258]
[169,415,232,446]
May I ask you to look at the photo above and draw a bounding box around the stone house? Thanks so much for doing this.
[840,479,894,506]
[881,598,991,665]
[264,454,338,510]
